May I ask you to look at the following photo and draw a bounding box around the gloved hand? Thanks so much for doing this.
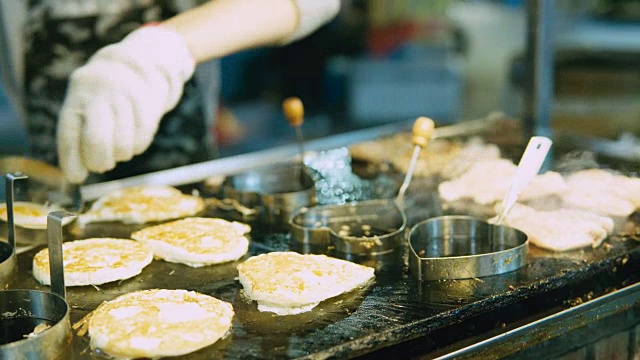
[57,26,196,183]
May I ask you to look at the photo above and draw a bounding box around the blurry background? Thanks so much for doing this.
[1,0,640,159]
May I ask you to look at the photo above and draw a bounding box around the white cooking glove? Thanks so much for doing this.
[57,26,196,183]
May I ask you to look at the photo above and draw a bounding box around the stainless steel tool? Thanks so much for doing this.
[0,156,81,210]
[212,98,318,228]
[0,211,75,359]
[290,117,435,256]
[0,174,24,289]
[0,156,81,246]
[220,163,316,227]
[408,215,528,280]
[408,136,552,280]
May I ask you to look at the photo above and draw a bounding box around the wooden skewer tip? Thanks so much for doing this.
[282,97,304,127]
[412,116,435,147]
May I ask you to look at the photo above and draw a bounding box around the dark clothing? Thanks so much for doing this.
[6,0,218,182]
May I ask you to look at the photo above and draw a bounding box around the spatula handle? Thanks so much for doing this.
[498,136,552,223]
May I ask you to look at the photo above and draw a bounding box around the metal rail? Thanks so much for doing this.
[435,281,640,359]
[80,113,504,201]
[79,119,414,201]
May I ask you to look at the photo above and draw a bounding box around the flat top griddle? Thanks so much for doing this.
[9,200,640,359]
[11,228,640,359]
[6,126,640,359]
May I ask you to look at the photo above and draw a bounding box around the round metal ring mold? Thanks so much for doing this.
[289,199,407,256]
[408,215,528,281]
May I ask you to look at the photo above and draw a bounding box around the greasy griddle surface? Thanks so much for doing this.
[9,146,640,359]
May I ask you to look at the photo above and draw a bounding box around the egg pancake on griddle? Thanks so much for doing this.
[131,217,250,267]
[77,185,204,227]
[32,238,152,286]
[237,252,375,315]
[490,203,614,252]
[562,168,640,217]
[0,201,69,229]
[88,289,234,359]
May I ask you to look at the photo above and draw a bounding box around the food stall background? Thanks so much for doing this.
[2,0,639,160]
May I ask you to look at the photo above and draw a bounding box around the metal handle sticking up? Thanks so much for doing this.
[47,211,76,299]
[5,173,28,250]
[495,136,552,224]
[282,97,306,165]
[396,117,435,201]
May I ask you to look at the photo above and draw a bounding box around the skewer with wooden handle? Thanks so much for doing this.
[396,117,435,201]
[282,97,306,164]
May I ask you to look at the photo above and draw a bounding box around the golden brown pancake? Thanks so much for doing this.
[237,252,375,315]
[131,217,250,267]
[88,289,234,359]
[77,185,204,226]
[32,238,153,286]
[0,201,69,229]
[350,135,501,179]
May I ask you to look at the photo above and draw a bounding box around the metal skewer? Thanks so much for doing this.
[396,117,435,201]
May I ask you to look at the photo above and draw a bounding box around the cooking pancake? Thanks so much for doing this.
[349,133,412,165]
[563,190,635,218]
[390,138,463,177]
[391,137,501,179]
[237,252,375,315]
[77,185,204,227]
[88,289,234,359]
[350,134,500,179]
[562,169,640,217]
[131,217,250,267]
[439,137,502,179]
[0,201,70,229]
[32,238,153,286]
[490,203,614,252]
[438,159,567,205]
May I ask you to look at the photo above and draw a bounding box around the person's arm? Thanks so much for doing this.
[163,0,296,62]
[57,0,340,183]
[163,0,340,62]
